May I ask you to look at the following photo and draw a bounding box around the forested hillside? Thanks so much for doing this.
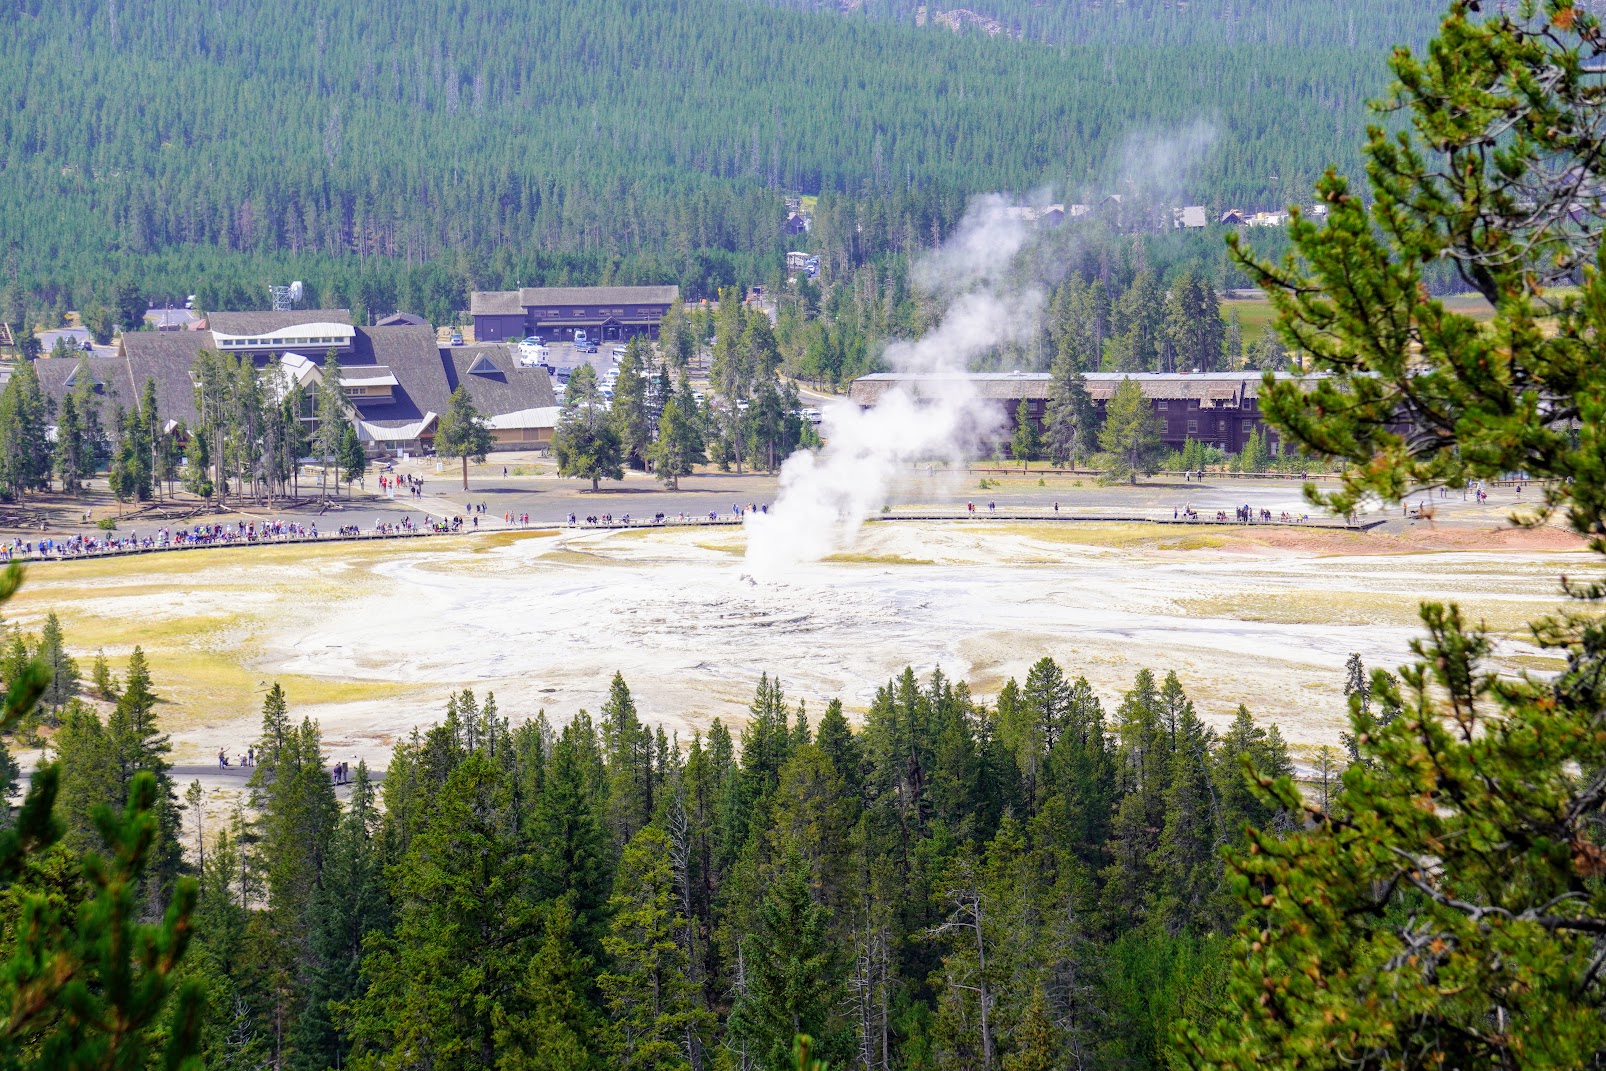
[766,0,1444,50]
[35,636,1303,1071]
[2,0,1417,314]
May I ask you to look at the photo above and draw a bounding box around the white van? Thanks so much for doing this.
[518,340,550,367]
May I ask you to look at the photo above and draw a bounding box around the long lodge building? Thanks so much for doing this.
[848,371,1290,455]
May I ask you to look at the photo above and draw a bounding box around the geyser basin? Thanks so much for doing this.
[11,522,1579,768]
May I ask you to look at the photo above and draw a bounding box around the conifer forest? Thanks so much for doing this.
[9,0,1606,1069]
[2,0,1434,320]
[31,630,1301,1070]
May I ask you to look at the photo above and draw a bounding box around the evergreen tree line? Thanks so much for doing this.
[2,0,1406,320]
[34,634,1309,1070]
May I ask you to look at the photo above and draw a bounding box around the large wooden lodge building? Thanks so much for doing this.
[849,371,1289,455]
[470,285,679,344]
[33,309,558,455]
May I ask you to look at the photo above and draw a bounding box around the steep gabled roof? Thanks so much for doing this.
[374,312,428,327]
[120,331,213,425]
[350,326,450,431]
[443,345,557,417]
[35,356,133,419]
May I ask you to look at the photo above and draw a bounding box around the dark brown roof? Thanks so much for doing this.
[348,326,451,429]
[532,314,663,327]
[45,326,550,440]
[350,332,553,431]
[444,345,557,417]
[36,356,134,419]
[518,285,679,307]
[206,309,352,335]
[120,332,214,426]
[374,312,428,327]
[469,291,526,316]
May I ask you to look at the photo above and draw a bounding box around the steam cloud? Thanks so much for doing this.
[744,195,1044,575]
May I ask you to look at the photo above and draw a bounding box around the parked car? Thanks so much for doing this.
[448,331,464,346]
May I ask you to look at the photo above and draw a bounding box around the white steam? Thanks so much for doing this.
[744,196,1043,575]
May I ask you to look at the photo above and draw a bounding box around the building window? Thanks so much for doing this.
[1157,399,1168,410]
[1187,420,1198,434]
[1242,420,1253,432]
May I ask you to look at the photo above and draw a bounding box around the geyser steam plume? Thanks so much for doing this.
[745,196,1043,575]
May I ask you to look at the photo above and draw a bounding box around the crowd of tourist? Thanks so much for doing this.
[0,512,477,561]
[568,502,772,527]
[379,473,426,499]
[0,519,328,560]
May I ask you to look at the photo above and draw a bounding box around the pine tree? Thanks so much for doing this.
[612,338,655,471]
[534,713,613,955]
[139,377,163,500]
[1043,354,1097,467]
[34,612,78,723]
[0,362,51,497]
[1211,704,1291,843]
[314,352,347,500]
[598,825,712,1071]
[52,699,119,853]
[497,899,606,1071]
[647,384,707,491]
[728,849,845,1071]
[1099,669,1168,928]
[1150,692,1220,934]
[437,385,493,490]
[1009,398,1039,470]
[339,422,367,496]
[347,751,535,1070]
[255,714,340,1065]
[602,673,655,847]
[105,646,181,902]
[1002,988,1055,1071]
[1097,378,1164,484]
[0,565,204,1069]
[54,390,85,495]
[293,761,387,1071]
[553,364,624,491]
[1186,4,1606,1063]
